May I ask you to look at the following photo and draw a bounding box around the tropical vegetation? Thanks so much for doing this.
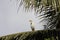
[17,0,60,29]
[0,29,60,40]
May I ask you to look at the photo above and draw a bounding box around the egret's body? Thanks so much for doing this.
[29,20,35,31]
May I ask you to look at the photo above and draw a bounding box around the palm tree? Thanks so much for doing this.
[17,0,60,29]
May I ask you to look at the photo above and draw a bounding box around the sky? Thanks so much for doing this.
[0,0,45,36]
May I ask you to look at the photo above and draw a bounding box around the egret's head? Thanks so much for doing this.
[29,20,32,23]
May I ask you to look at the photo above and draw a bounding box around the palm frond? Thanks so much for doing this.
[17,0,60,29]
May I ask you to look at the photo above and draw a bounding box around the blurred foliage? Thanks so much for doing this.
[0,29,60,40]
[19,0,60,29]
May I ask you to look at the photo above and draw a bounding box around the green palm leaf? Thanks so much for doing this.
[17,0,60,29]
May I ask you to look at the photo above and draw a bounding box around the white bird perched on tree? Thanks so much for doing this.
[29,20,35,31]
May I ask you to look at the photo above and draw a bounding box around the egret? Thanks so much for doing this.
[29,20,35,31]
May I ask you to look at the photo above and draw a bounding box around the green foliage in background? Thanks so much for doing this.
[18,0,60,29]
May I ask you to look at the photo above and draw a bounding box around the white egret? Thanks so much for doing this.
[29,20,35,31]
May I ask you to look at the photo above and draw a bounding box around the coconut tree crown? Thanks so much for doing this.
[18,0,60,29]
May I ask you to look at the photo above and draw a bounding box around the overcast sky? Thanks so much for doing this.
[0,0,45,36]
